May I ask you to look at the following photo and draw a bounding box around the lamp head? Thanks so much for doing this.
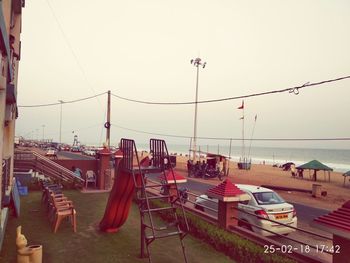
[191,57,206,67]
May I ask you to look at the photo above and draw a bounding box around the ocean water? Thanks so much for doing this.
[138,143,350,173]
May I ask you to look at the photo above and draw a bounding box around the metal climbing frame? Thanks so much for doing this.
[119,138,189,263]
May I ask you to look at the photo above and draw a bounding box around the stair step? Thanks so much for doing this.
[141,206,175,213]
[146,231,184,240]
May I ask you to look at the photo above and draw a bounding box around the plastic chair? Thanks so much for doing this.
[51,194,76,233]
[85,170,97,188]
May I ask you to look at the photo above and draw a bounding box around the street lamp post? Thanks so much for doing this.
[42,125,45,142]
[58,100,64,144]
[190,57,206,162]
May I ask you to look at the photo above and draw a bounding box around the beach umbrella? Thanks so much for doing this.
[343,171,350,186]
[343,171,350,176]
[296,160,333,182]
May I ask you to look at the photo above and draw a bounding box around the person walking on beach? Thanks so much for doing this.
[291,164,296,177]
[219,160,224,173]
[149,151,154,166]
[187,159,192,177]
[297,168,304,179]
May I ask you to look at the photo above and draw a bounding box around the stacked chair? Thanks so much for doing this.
[41,181,77,233]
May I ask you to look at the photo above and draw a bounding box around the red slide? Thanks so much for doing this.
[99,157,149,232]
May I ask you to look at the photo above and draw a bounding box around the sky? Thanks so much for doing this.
[16,0,350,150]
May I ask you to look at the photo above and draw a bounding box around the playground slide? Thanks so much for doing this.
[99,156,149,232]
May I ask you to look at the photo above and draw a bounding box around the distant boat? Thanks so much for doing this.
[237,100,251,170]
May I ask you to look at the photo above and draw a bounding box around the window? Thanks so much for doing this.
[253,192,285,205]
[238,190,250,205]
[239,200,249,205]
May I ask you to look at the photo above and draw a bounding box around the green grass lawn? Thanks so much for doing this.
[0,190,234,263]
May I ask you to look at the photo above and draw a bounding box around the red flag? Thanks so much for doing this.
[237,100,244,109]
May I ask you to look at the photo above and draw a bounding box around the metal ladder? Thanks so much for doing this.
[120,138,189,263]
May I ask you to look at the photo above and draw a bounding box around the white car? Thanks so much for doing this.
[45,148,57,157]
[82,148,96,156]
[194,184,297,236]
[85,150,96,156]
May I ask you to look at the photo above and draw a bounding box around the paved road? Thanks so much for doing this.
[289,202,329,224]
[148,173,330,224]
[57,151,95,160]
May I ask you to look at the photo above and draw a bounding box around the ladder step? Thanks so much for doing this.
[137,184,168,189]
[143,221,179,231]
[141,206,175,213]
[123,167,163,174]
[139,195,171,201]
[146,231,184,240]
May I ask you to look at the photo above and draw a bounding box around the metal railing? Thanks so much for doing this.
[229,209,333,255]
[14,150,84,184]
[148,185,334,256]
[193,190,334,254]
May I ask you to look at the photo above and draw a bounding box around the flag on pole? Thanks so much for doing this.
[238,100,244,109]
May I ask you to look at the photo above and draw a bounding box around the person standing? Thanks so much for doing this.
[291,164,296,177]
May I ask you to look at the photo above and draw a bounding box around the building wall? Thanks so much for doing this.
[0,0,24,252]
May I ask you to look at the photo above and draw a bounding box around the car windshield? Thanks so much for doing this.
[253,192,285,205]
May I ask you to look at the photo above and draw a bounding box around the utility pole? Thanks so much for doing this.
[106,90,111,149]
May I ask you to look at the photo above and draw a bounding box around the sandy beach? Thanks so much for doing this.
[173,155,350,211]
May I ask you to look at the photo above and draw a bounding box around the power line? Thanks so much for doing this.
[112,123,189,139]
[18,92,106,108]
[17,75,350,108]
[111,75,350,105]
[45,0,103,108]
[112,123,350,141]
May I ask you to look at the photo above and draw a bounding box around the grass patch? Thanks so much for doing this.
[0,190,233,263]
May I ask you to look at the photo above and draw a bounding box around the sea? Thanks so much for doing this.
[138,144,350,173]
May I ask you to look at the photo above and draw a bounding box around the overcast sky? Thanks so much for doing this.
[16,0,350,149]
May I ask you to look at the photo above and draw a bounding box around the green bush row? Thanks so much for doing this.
[150,200,296,263]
